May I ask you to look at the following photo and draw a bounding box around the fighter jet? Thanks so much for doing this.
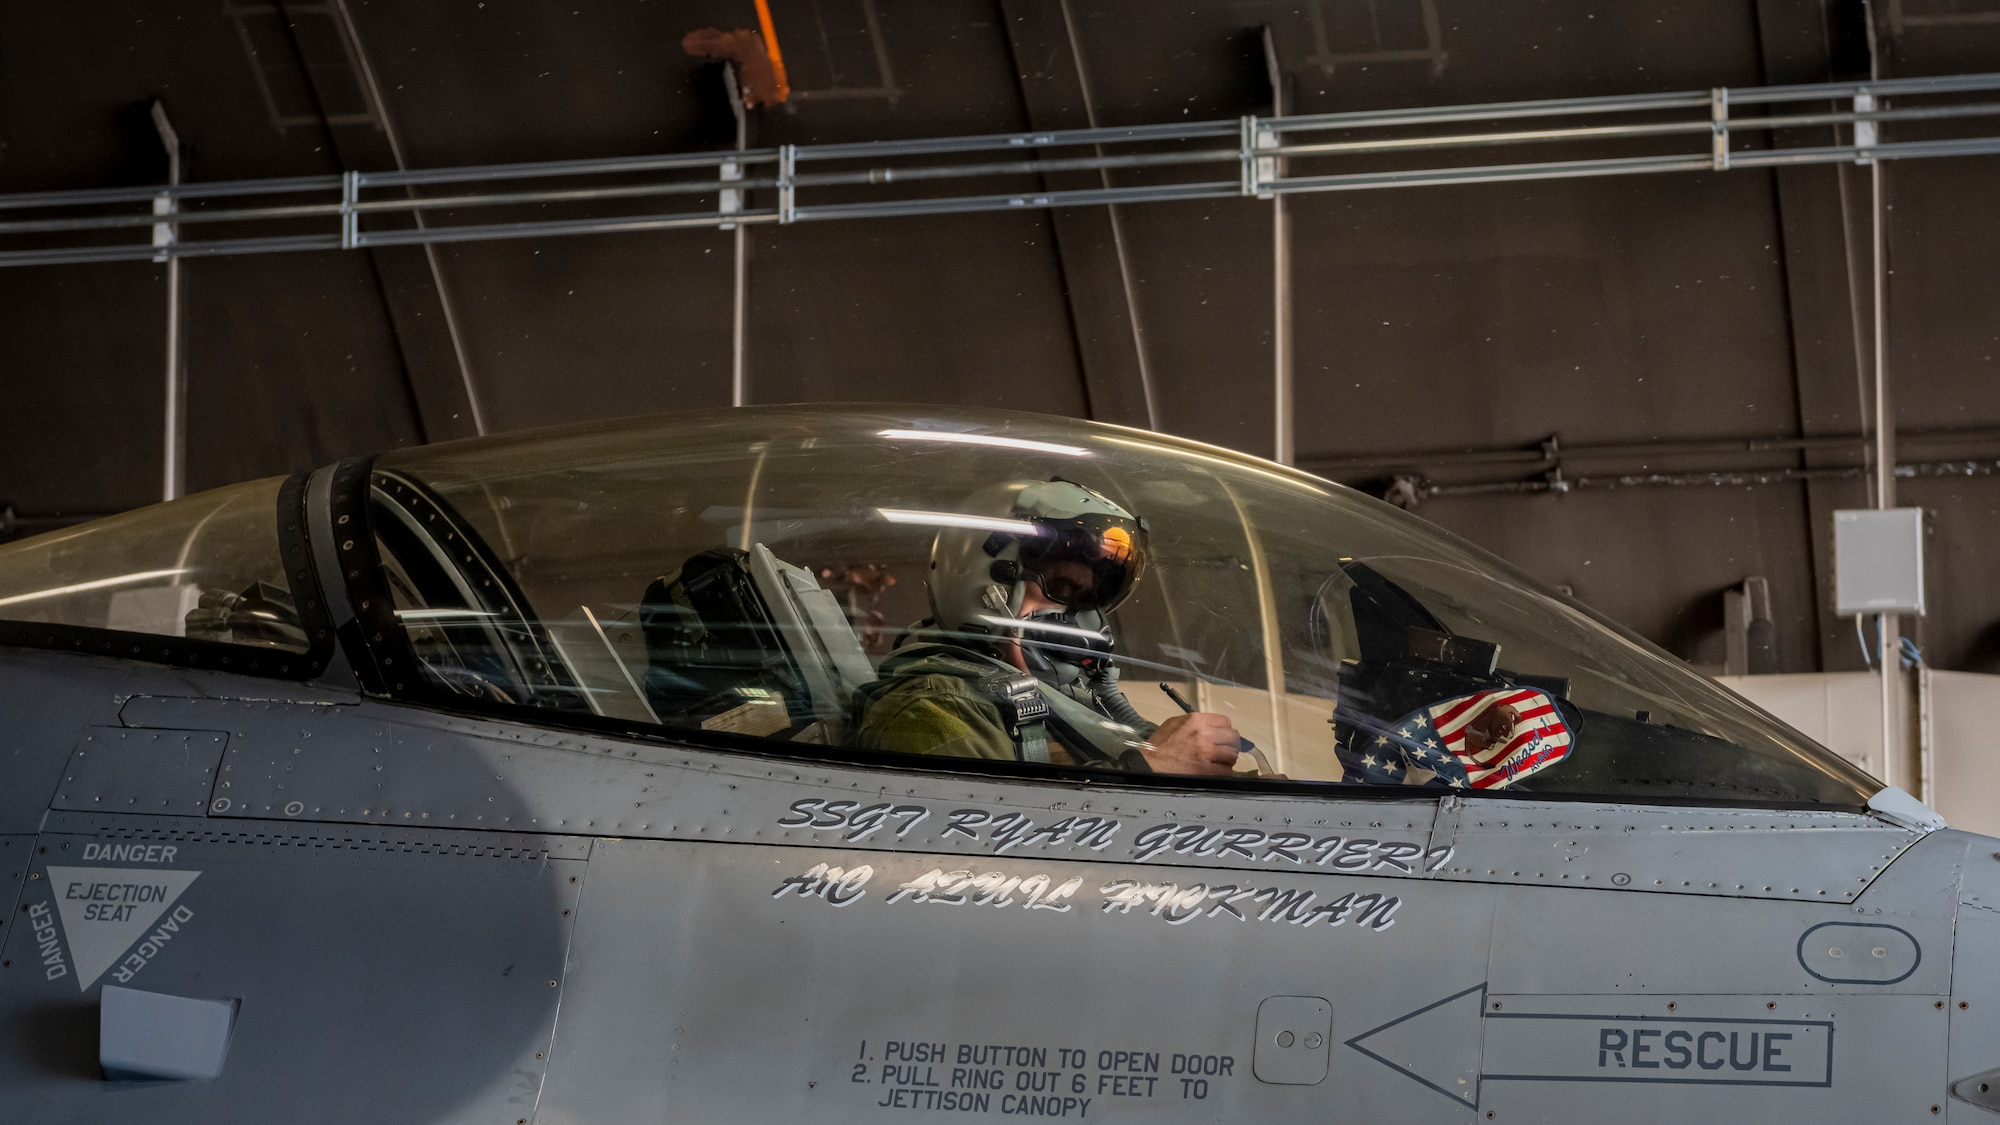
[0,405,1990,1123]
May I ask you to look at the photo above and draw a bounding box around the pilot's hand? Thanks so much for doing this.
[1143,712,1242,776]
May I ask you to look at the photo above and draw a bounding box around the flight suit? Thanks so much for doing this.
[853,642,1150,770]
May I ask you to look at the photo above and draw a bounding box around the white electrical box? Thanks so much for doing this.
[1834,507,1925,616]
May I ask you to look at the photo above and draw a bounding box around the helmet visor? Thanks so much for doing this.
[1017,514,1146,611]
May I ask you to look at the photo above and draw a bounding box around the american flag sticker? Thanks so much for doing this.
[1337,687,1572,789]
[1425,687,1572,789]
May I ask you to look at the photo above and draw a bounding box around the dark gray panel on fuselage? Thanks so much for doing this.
[51,728,227,818]
[1,834,33,971]
[0,813,584,1125]
[0,655,137,835]
[0,649,366,837]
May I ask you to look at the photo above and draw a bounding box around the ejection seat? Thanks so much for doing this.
[637,544,877,743]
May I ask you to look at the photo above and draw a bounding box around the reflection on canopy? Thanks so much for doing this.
[350,406,1874,809]
[0,477,308,653]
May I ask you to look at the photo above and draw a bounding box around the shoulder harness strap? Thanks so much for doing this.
[869,642,1051,764]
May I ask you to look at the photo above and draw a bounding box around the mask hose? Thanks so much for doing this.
[1089,661,1157,738]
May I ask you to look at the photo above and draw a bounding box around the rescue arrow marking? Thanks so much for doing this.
[1345,982,1487,1108]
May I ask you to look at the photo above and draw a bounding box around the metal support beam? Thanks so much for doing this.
[280,0,486,439]
[732,221,748,407]
[1304,424,2000,477]
[722,65,751,408]
[1747,0,1916,786]
[150,100,185,503]
[4,72,2000,269]
[997,0,1159,428]
[1867,150,1907,783]
[1865,107,1913,796]
[1869,155,1894,514]
[1752,0,1886,676]
[1261,26,1293,466]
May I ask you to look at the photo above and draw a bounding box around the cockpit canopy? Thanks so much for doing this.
[0,406,1877,808]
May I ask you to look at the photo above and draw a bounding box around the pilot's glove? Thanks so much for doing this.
[1142,712,1241,776]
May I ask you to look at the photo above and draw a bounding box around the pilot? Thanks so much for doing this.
[854,479,1242,777]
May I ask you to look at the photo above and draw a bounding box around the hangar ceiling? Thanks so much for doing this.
[1,0,1997,677]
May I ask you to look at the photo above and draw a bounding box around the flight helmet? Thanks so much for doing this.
[927,479,1148,638]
